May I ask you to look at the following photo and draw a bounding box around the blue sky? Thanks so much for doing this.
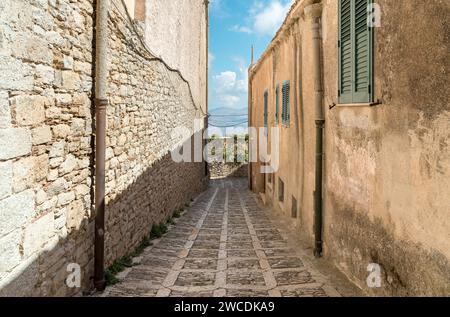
[208,0,293,134]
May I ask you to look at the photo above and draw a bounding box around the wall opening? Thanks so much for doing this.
[278,178,284,202]
[291,196,297,218]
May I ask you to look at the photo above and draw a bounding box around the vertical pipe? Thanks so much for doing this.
[306,3,324,258]
[248,65,253,191]
[94,0,109,291]
[204,0,209,177]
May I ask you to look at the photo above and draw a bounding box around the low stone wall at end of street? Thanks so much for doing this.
[209,162,248,179]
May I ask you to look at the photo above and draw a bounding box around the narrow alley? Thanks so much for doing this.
[101,178,359,297]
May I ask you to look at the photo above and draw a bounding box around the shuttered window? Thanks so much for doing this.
[275,84,280,124]
[339,0,373,104]
[282,81,290,125]
[264,90,268,128]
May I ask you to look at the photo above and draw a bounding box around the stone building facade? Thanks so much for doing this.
[0,0,208,296]
[249,0,450,296]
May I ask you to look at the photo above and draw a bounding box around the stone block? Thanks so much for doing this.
[0,229,22,273]
[59,154,78,175]
[55,70,80,90]
[35,64,55,85]
[11,95,47,126]
[0,56,34,91]
[0,91,10,129]
[0,161,12,200]
[12,156,36,193]
[0,128,31,160]
[22,211,55,257]
[57,191,75,207]
[11,32,53,65]
[0,254,39,297]
[32,125,52,145]
[49,140,65,158]
[48,178,69,197]
[0,190,35,237]
[67,199,85,231]
[52,124,71,139]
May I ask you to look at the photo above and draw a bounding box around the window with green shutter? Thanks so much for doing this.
[264,90,268,128]
[275,84,280,124]
[282,81,290,125]
[338,0,373,104]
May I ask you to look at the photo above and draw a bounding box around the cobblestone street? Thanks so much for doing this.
[102,178,358,297]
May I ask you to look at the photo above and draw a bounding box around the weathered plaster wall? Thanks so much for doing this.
[250,0,450,296]
[322,0,450,296]
[0,0,207,296]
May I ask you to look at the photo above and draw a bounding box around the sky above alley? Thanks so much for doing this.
[208,0,294,134]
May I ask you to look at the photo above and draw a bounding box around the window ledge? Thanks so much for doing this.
[331,100,382,109]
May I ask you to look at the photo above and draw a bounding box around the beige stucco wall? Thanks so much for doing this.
[250,0,450,296]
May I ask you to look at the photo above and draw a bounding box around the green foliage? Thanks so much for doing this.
[150,223,168,239]
[173,209,183,218]
[104,201,190,287]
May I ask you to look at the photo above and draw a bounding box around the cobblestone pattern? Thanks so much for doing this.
[102,179,341,297]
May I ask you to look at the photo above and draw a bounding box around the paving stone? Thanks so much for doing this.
[175,272,216,286]
[183,258,218,270]
[170,291,214,297]
[281,287,328,297]
[263,248,295,258]
[268,257,304,269]
[226,241,254,250]
[226,271,266,286]
[227,249,257,258]
[227,289,269,297]
[188,249,219,258]
[273,270,315,286]
[227,259,261,270]
[102,179,343,298]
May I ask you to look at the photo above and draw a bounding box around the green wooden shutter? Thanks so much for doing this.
[339,0,353,103]
[285,81,290,125]
[275,84,279,124]
[353,0,372,102]
[264,90,268,128]
[339,0,373,104]
[282,82,286,124]
[282,81,290,125]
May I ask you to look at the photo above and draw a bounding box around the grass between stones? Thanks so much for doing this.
[105,206,188,286]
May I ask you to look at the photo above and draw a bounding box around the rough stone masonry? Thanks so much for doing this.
[0,0,207,296]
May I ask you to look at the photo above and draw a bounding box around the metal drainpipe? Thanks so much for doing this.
[306,3,324,258]
[94,0,109,291]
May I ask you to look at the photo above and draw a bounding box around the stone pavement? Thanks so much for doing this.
[101,178,351,297]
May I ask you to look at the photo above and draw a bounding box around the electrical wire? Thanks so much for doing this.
[208,113,248,117]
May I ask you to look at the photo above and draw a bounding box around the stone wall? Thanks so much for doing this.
[105,2,207,265]
[0,0,207,296]
[209,163,248,179]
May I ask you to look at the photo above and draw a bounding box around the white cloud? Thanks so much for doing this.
[218,94,240,107]
[214,71,247,94]
[208,52,215,68]
[253,0,293,36]
[212,64,248,109]
[230,0,293,37]
[230,25,253,34]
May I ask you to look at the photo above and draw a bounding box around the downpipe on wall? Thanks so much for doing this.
[94,0,109,291]
[307,3,324,258]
